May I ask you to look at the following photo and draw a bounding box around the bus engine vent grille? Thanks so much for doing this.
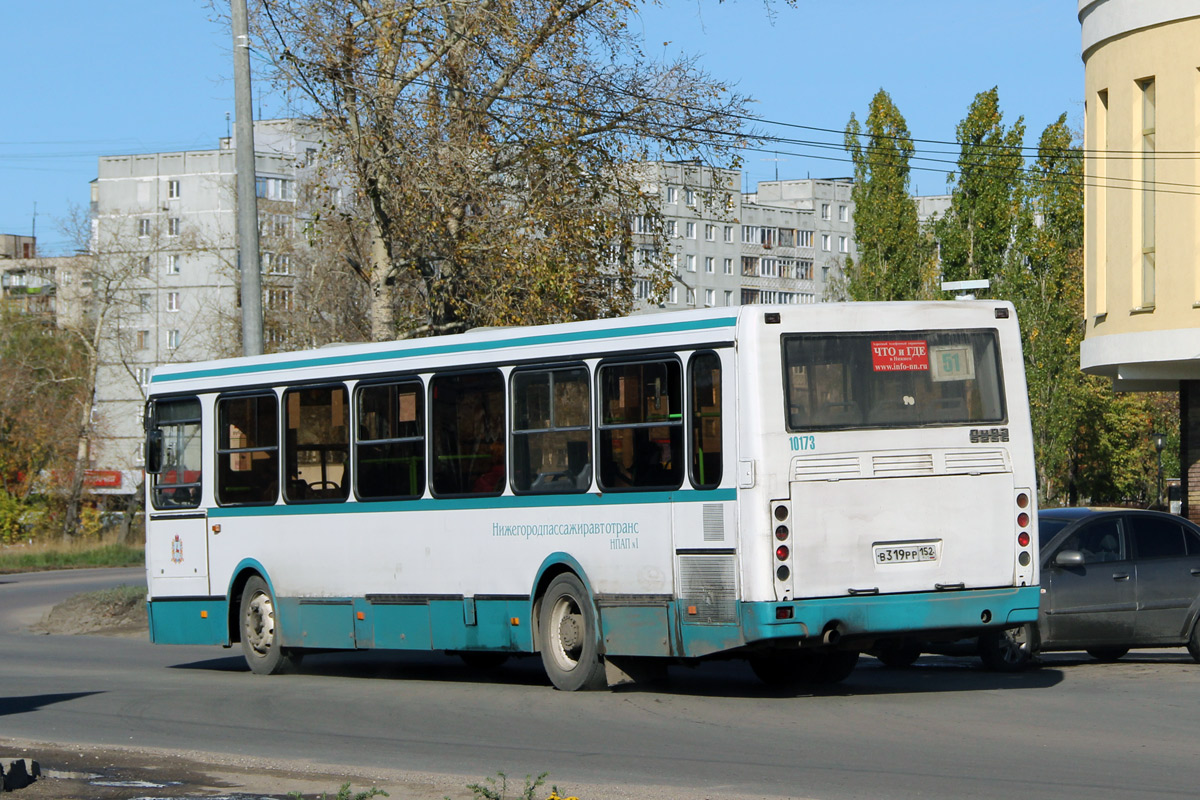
[944,449,1009,474]
[702,504,725,542]
[678,554,737,624]
[872,453,935,476]
[792,455,861,481]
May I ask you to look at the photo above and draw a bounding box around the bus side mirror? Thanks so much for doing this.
[146,428,163,474]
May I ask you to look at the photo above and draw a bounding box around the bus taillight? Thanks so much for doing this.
[776,545,789,561]
[1018,531,1030,547]
[775,525,789,541]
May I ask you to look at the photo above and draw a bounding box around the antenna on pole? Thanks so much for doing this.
[762,152,787,182]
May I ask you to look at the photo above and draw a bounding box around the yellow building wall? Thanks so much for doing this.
[1083,15,1200,376]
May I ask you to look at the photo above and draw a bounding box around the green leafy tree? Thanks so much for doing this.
[841,89,933,300]
[998,113,1176,506]
[997,113,1084,503]
[936,87,1026,284]
[0,311,89,542]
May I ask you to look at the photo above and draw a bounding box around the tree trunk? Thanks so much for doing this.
[367,221,396,343]
[61,414,91,541]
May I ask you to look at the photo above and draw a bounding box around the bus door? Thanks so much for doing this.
[672,351,739,654]
[146,397,210,595]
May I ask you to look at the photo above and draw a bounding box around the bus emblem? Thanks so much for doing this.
[171,534,184,564]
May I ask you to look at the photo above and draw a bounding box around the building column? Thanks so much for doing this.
[1183,381,1200,523]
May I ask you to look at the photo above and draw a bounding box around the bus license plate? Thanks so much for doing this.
[873,541,940,564]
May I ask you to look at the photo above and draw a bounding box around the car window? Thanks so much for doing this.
[1057,518,1125,564]
[1129,515,1187,560]
[1037,518,1071,548]
[1187,527,1200,556]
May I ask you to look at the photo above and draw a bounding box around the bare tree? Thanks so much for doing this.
[234,0,753,341]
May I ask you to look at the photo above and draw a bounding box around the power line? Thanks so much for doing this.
[255,36,1200,196]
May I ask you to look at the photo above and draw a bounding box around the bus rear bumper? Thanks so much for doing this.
[740,585,1041,647]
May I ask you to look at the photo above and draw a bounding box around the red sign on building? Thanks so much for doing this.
[871,340,929,372]
[84,470,124,489]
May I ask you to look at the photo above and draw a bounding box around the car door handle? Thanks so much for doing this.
[1191,568,1200,577]
[1112,572,1130,581]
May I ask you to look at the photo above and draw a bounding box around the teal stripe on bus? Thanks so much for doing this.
[208,488,737,518]
[151,315,738,384]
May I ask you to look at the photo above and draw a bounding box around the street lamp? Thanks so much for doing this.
[1152,431,1166,509]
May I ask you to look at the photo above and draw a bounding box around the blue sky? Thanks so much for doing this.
[2,1,1082,256]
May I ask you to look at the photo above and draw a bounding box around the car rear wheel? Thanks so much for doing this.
[1188,623,1200,664]
[979,623,1037,672]
[1086,647,1129,662]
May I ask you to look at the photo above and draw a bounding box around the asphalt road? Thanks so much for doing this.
[2,569,1199,800]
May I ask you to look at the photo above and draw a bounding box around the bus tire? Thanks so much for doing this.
[807,650,859,684]
[538,574,606,691]
[750,650,857,688]
[873,641,922,668]
[239,576,297,675]
[749,651,807,689]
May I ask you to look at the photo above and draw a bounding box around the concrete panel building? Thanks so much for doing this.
[88,120,320,481]
[633,162,854,311]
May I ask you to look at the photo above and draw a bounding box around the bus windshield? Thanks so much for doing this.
[783,329,1005,430]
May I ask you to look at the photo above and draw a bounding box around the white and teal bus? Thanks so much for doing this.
[144,302,1039,690]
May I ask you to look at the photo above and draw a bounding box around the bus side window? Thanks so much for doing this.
[597,359,683,492]
[430,371,506,497]
[689,352,722,489]
[216,393,279,506]
[284,385,349,503]
[149,397,203,509]
[355,380,425,500]
[511,366,591,494]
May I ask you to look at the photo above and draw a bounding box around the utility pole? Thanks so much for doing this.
[232,0,263,356]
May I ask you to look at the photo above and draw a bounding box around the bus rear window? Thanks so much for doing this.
[782,330,1005,430]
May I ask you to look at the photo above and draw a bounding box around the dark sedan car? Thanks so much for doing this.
[874,507,1200,670]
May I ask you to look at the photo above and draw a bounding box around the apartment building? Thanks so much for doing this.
[0,233,37,260]
[87,119,319,479]
[633,162,854,312]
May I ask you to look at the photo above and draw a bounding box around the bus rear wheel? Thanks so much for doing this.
[538,574,606,691]
[239,576,299,675]
[750,650,859,689]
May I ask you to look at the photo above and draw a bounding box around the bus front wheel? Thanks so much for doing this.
[538,574,606,691]
[239,576,299,675]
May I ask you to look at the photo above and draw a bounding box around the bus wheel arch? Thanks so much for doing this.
[226,568,260,645]
[529,555,594,651]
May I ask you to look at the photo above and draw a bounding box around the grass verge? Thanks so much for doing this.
[0,537,143,573]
